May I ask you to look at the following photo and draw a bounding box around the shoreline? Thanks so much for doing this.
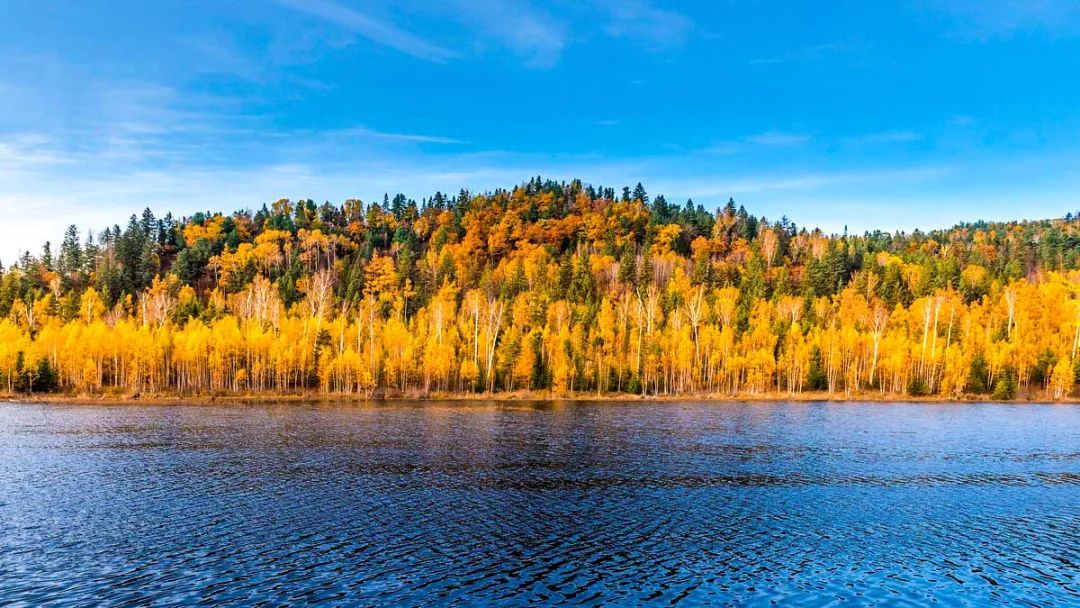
[3,390,1077,406]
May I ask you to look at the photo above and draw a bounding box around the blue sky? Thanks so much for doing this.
[3,1,1080,264]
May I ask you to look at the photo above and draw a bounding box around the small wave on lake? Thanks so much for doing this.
[1,401,1078,605]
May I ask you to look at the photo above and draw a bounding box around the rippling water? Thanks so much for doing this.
[1,401,1078,606]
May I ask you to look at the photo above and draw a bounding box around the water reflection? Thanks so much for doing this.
[1,401,1078,605]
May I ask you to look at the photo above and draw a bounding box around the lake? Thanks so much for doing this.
[1,401,1078,606]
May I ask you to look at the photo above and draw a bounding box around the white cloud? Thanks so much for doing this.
[846,130,923,145]
[599,0,692,49]
[275,0,457,62]
[445,0,567,68]
[648,166,951,200]
[751,42,847,65]
[274,0,570,68]
[0,135,72,172]
[746,131,811,147]
[7,130,1080,268]
[921,0,1080,39]
[272,0,690,69]
[0,123,954,266]
[333,127,466,145]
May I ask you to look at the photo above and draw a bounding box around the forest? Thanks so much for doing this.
[3,177,1080,400]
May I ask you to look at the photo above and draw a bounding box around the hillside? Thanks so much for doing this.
[3,177,1080,400]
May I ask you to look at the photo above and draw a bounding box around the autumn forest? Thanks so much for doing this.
[4,177,1080,400]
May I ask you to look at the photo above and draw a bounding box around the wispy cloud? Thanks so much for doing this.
[9,119,1080,266]
[746,131,810,147]
[949,114,977,127]
[599,0,693,49]
[275,0,457,62]
[920,0,1080,39]
[702,141,741,155]
[333,127,466,144]
[0,76,258,174]
[701,131,811,155]
[445,0,567,68]
[846,130,922,145]
[707,129,920,154]
[751,43,843,65]
[276,0,569,68]
[750,42,869,66]
[654,166,951,199]
[0,134,72,173]
[269,0,691,69]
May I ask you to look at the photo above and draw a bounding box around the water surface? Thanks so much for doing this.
[1,401,1078,606]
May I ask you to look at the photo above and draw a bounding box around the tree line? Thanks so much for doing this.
[3,176,1080,400]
